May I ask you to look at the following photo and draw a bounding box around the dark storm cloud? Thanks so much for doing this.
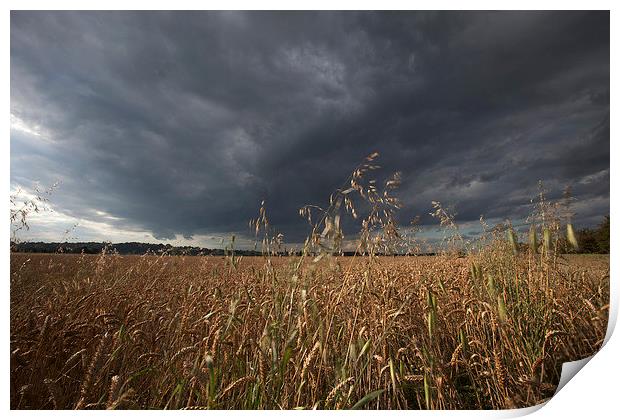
[10,11,609,243]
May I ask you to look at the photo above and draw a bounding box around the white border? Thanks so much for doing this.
[3,2,616,419]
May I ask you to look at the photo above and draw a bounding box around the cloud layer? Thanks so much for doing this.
[11,11,610,245]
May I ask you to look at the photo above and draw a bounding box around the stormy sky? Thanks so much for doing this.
[10,11,610,248]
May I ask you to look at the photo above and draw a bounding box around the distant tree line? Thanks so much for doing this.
[10,216,609,256]
[9,241,265,256]
[575,216,610,254]
[9,241,438,257]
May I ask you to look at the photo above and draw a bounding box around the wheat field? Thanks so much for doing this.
[10,249,608,409]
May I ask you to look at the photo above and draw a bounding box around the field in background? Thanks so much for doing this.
[10,251,609,409]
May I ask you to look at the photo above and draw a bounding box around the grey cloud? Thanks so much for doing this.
[10,11,609,245]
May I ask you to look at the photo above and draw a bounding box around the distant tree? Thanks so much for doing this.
[577,216,609,254]
[578,228,598,253]
[595,215,610,253]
